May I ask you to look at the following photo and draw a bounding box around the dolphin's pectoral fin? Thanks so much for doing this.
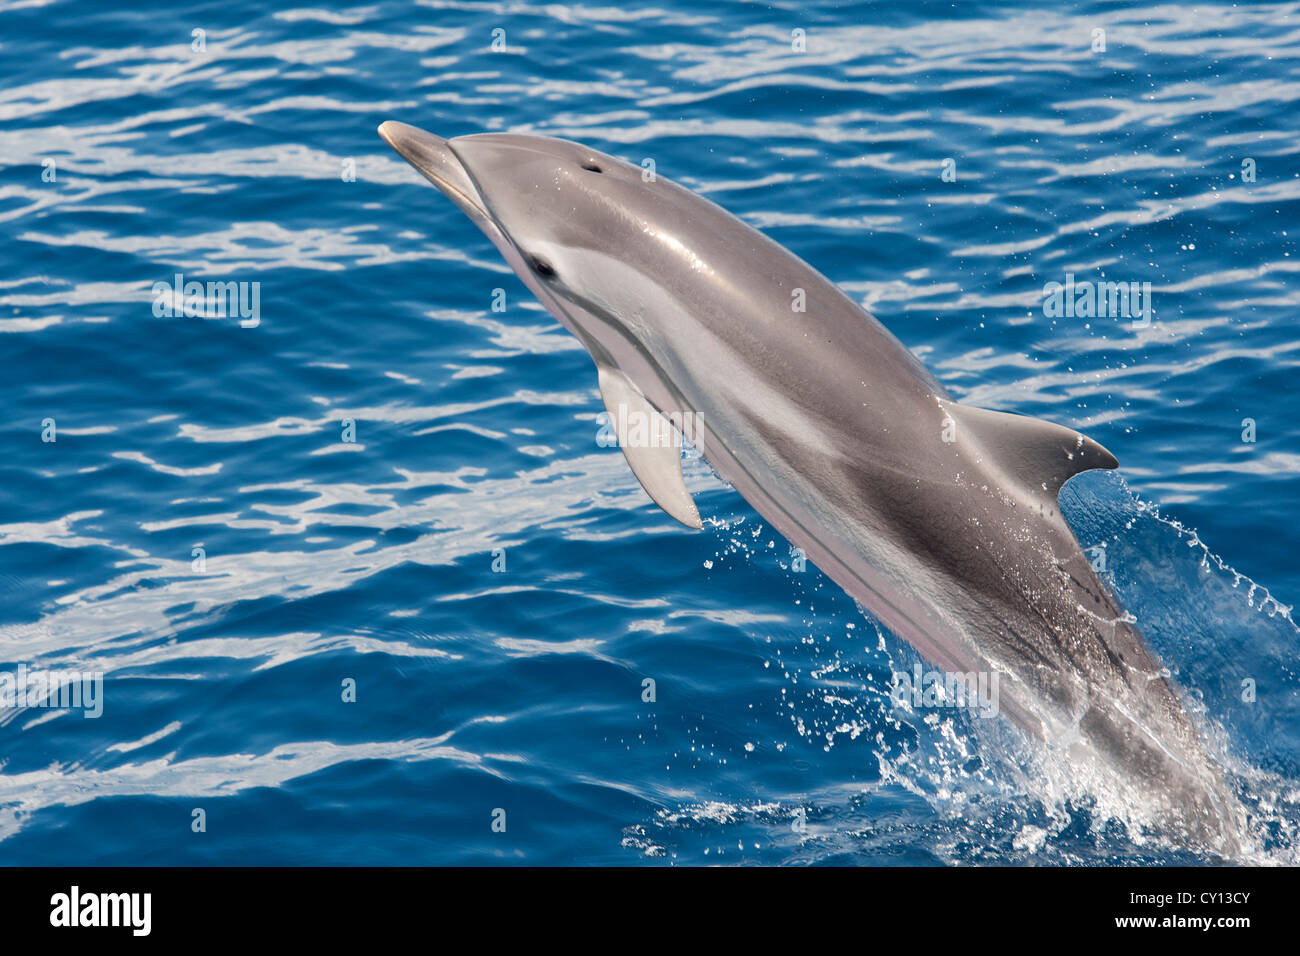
[597,365,703,530]
[946,403,1119,502]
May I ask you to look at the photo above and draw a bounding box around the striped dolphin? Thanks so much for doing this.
[377,120,1243,853]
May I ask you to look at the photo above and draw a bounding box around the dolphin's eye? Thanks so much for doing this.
[580,161,602,173]
[529,255,556,279]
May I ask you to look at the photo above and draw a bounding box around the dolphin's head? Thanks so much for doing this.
[378,120,693,354]
[377,123,728,382]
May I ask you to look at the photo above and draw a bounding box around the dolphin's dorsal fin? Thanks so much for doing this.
[945,403,1118,502]
[597,365,702,530]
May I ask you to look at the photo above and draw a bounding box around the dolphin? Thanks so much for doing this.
[377,120,1243,852]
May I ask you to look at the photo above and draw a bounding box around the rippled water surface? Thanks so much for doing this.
[1,0,1298,864]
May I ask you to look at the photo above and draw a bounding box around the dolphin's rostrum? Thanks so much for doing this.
[377,120,1244,852]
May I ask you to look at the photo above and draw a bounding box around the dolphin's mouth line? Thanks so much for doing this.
[378,121,492,224]
[422,173,484,221]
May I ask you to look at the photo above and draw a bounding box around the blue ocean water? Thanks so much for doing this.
[0,0,1297,865]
